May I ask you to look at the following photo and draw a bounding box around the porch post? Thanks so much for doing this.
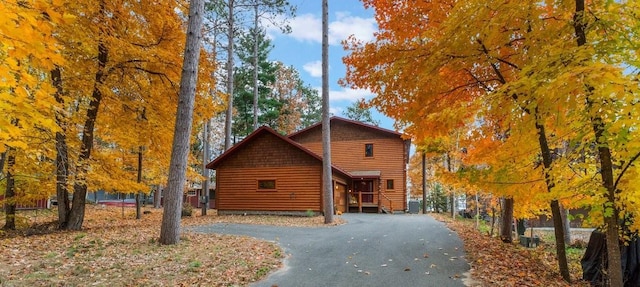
[358,191,362,213]
[377,179,382,213]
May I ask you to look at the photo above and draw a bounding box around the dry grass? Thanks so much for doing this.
[0,206,342,286]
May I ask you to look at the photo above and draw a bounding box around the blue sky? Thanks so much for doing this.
[263,0,396,131]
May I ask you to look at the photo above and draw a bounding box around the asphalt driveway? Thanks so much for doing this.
[190,214,471,287]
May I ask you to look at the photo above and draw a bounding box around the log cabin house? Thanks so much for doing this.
[206,117,411,215]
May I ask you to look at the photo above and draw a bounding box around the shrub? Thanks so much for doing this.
[181,204,193,217]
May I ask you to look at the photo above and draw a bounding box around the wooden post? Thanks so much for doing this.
[358,191,362,213]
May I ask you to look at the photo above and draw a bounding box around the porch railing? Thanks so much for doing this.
[348,191,394,213]
[348,191,375,213]
[379,192,393,213]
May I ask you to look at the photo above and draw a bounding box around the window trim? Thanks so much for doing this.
[386,179,395,190]
[364,143,374,157]
[257,179,277,191]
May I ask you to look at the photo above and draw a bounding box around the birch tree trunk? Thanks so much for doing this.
[159,0,205,245]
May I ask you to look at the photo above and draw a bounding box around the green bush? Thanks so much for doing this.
[181,204,193,217]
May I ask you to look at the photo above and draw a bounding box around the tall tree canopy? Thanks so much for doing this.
[1,0,219,230]
[342,0,640,283]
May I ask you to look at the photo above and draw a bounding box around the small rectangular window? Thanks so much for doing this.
[386,179,394,190]
[258,180,276,190]
[187,190,197,196]
[365,143,374,157]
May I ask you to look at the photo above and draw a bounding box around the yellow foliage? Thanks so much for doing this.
[344,0,640,231]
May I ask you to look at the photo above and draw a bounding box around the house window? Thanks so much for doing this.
[187,190,197,196]
[386,179,394,190]
[257,179,276,190]
[365,143,374,157]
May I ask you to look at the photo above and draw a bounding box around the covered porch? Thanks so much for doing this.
[333,171,395,214]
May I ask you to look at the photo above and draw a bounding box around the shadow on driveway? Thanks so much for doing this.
[190,213,471,287]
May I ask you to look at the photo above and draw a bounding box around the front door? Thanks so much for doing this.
[354,180,374,203]
[334,183,347,213]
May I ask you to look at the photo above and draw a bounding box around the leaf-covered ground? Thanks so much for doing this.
[0,206,342,286]
[431,213,591,287]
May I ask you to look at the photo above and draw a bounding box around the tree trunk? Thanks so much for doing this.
[422,152,427,213]
[573,1,623,285]
[562,205,572,245]
[591,106,623,287]
[450,191,456,219]
[252,4,259,131]
[201,119,209,216]
[500,197,513,243]
[2,148,16,230]
[51,66,71,229]
[67,7,109,230]
[154,185,162,208]
[223,0,235,151]
[159,0,205,245]
[136,146,142,219]
[535,109,571,281]
[490,206,496,237]
[321,0,333,224]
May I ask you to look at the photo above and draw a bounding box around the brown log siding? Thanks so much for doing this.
[290,122,407,211]
[219,132,319,169]
[214,132,325,212]
[217,166,322,212]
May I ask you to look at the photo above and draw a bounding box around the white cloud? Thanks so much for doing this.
[265,12,376,45]
[329,12,376,44]
[329,87,374,101]
[312,87,375,102]
[303,60,323,78]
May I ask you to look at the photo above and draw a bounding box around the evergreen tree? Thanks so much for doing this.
[232,27,276,138]
[344,100,380,126]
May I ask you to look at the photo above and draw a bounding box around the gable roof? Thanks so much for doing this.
[206,126,351,178]
[287,116,404,139]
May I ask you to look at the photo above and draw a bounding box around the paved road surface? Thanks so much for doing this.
[190,213,471,287]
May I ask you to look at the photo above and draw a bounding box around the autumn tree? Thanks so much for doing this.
[270,62,321,134]
[0,0,66,229]
[341,0,575,280]
[343,1,640,284]
[51,0,210,230]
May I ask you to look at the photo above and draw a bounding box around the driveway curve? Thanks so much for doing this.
[190,214,471,287]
